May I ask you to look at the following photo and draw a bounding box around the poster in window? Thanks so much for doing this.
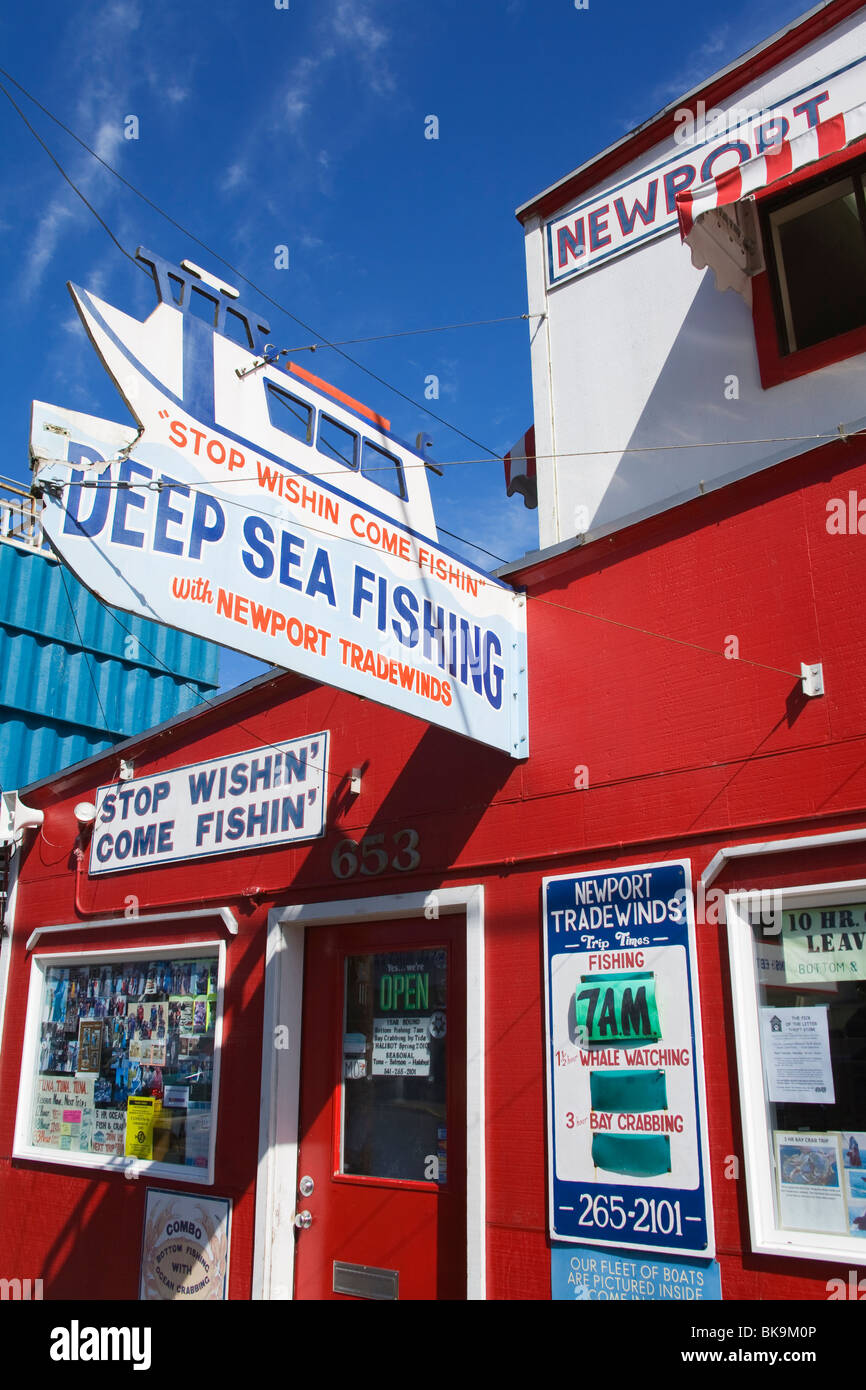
[759,1006,835,1105]
[774,1131,847,1234]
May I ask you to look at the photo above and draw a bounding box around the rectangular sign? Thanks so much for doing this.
[542,861,713,1255]
[89,733,328,875]
[32,399,528,758]
[140,1188,231,1300]
[545,58,866,286]
[372,1017,430,1077]
[551,1243,721,1301]
[782,902,866,983]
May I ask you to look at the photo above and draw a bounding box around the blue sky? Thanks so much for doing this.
[0,0,811,689]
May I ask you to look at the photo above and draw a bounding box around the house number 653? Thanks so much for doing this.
[330,829,421,880]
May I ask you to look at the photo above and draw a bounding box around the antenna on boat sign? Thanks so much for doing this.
[180,259,240,299]
[416,432,443,477]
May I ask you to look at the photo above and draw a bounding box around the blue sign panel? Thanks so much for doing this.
[551,1243,722,1301]
[542,860,713,1255]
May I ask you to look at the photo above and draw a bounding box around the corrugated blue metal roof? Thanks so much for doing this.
[0,541,221,790]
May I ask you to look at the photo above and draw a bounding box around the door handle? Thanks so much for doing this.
[294,1209,313,1230]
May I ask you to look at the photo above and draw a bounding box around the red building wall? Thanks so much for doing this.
[1,433,865,1299]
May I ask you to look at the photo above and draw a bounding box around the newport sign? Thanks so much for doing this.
[545,57,866,285]
[30,249,528,757]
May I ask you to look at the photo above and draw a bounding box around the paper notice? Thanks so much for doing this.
[372,1016,430,1077]
[775,1132,846,1234]
[760,1007,835,1105]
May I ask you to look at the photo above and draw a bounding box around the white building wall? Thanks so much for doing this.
[525,6,866,549]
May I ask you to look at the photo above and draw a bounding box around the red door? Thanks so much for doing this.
[293,917,466,1300]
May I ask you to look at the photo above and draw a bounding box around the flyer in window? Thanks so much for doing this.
[91,1108,126,1155]
[126,1096,158,1159]
[782,903,866,984]
[372,1016,431,1077]
[32,1074,95,1150]
[774,1131,847,1234]
[759,1006,835,1104]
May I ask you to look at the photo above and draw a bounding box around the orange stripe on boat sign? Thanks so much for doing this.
[286,361,391,433]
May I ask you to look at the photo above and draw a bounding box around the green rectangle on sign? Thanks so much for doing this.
[576,972,661,1045]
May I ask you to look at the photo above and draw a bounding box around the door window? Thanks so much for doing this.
[341,948,448,1184]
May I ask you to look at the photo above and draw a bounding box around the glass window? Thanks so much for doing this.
[767,172,866,353]
[265,383,314,445]
[341,948,448,1183]
[317,414,358,471]
[19,947,220,1180]
[728,885,866,1262]
[361,441,406,500]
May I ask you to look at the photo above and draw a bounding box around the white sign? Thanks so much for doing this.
[140,1188,231,1300]
[372,1017,430,1077]
[89,734,327,875]
[545,60,866,285]
[30,254,528,758]
[782,902,866,983]
[760,1007,835,1105]
[543,861,713,1255]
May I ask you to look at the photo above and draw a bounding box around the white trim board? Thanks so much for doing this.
[727,879,866,1265]
[701,826,866,891]
[251,885,486,1301]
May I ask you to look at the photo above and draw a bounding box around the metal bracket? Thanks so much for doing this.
[801,662,824,697]
[235,345,286,379]
[119,759,135,781]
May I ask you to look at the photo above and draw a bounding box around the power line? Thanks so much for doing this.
[0,70,825,696]
[56,562,113,732]
[6,65,858,476]
[282,312,538,353]
[0,78,149,281]
[43,425,862,490]
[0,65,505,461]
[530,594,802,680]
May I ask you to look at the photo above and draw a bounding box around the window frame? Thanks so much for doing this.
[264,382,315,446]
[316,412,359,472]
[727,878,866,1264]
[361,439,407,501]
[753,151,866,388]
[13,939,225,1186]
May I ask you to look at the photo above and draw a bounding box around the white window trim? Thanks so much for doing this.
[14,939,226,1187]
[727,878,866,1265]
[0,842,20,1066]
[252,886,485,1301]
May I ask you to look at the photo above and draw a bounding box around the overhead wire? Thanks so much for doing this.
[56,562,114,732]
[0,66,505,461]
[0,78,149,281]
[41,428,863,487]
[0,66,822,715]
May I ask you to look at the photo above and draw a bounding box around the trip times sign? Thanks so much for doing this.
[542,861,714,1256]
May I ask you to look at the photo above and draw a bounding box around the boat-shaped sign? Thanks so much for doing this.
[30,249,529,757]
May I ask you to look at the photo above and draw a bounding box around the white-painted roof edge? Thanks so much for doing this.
[495,404,866,579]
